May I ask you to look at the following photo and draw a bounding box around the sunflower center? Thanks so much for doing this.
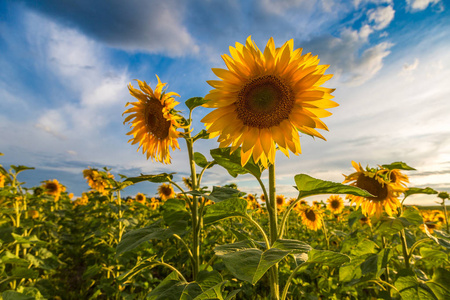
[236,75,294,128]
[146,99,171,139]
[305,209,316,222]
[276,196,284,206]
[356,174,388,202]
[331,200,340,209]
[46,183,58,193]
[161,187,172,196]
[389,172,397,183]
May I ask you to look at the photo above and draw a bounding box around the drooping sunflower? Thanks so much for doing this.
[327,195,344,214]
[201,36,337,167]
[299,206,323,231]
[123,76,183,164]
[343,161,405,217]
[42,179,66,202]
[158,184,175,201]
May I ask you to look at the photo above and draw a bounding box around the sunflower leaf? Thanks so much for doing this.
[404,187,438,198]
[124,173,174,184]
[203,198,248,224]
[294,174,374,199]
[186,97,208,111]
[210,147,262,178]
[10,165,35,175]
[381,162,416,171]
[194,152,214,169]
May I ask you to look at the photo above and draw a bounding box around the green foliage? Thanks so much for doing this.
[210,147,262,178]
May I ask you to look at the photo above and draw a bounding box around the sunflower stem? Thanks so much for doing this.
[399,229,410,269]
[185,132,200,280]
[268,163,279,300]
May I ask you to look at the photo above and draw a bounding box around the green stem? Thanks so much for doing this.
[173,234,195,265]
[281,262,310,300]
[409,238,432,257]
[197,161,215,187]
[278,195,301,239]
[442,200,449,233]
[246,215,271,249]
[322,217,330,250]
[185,132,200,280]
[268,163,279,300]
[400,229,410,269]
[381,236,390,282]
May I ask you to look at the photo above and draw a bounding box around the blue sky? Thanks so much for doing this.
[1,0,449,205]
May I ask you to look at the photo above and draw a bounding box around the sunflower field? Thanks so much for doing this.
[1,37,450,300]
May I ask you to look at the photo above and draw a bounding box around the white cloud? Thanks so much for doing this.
[406,0,442,11]
[367,5,395,30]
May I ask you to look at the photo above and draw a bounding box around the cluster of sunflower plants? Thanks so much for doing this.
[1,36,449,299]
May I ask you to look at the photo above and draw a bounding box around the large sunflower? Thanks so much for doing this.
[327,195,344,214]
[343,161,404,217]
[123,76,182,164]
[201,36,337,167]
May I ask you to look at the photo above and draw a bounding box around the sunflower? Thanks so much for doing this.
[434,211,446,224]
[343,161,404,217]
[327,195,344,214]
[158,184,175,201]
[42,179,66,202]
[260,194,266,202]
[28,209,39,219]
[276,194,286,211]
[299,206,323,231]
[312,200,321,209]
[74,193,89,207]
[201,36,337,167]
[421,212,441,234]
[135,193,146,204]
[182,177,193,190]
[0,173,6,188]
[123,76,183,164]
[83,168,114,195]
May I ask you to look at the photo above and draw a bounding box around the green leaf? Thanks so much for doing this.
[147,272,195,300]
[307,249,350,266]
[161,199,191,225]
[424,228,450,250]
[427,268,450,300]
[294,174,374,199]
[399,207,424,226]
[203,198,248,224]
[271,239,312,253]
[11,234,46,246]
[1,291,35,300]
[209,186,246,202]
[215,242,292,284]
[347,209,364,228]
[10,165,35,174]
[419,248,447,268]
[210,147,262,178]
[377,217,405,235]
[194,152,213,169]
[381,162,416,170]
[339,256,366,282]
[405,187,438,198]
[185,97,207,111]
[124,173,174,184]
[395,270,437,300]
[116,221,187,256]
[11,267,39,279]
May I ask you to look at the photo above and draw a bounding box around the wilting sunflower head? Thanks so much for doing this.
[123,76,183,164]
[327,195,344,214]
[343,161,402,217]
[42,179,65,202]
[201,36,337,168]
[299,207,323,231]
[158,184,175,201]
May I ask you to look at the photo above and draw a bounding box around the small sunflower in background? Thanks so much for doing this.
[260,194,266,202]
[42,179,66,202]
[135,193,146,205]
[343,161,407,217]
[148,197,160,210]
[158,184,175,201]
[421,211,441,234]
[326,195,344,214]
[299,206,323,231]
[83,167,114,195]
[276,194,286,211]
[123,76,183,164]
[73,193,89,207]
[312,200,321,209]
[201,36,337,168]
[0,172,6,187]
